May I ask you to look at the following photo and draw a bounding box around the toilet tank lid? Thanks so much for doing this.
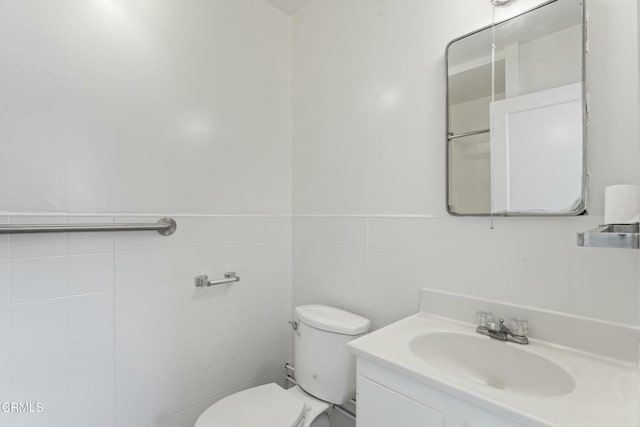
[295,305,370,335]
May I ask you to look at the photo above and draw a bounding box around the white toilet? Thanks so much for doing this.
[195,305,371,427]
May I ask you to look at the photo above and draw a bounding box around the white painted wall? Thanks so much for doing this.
[0,0,291,215]
[292,0,640,328]
[264,0,312,15]
[0,1,292,426]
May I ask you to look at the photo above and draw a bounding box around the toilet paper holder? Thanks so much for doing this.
[577,223,639,249]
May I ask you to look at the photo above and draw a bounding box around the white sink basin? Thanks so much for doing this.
[410,332,575,398]
[349,312,639,426]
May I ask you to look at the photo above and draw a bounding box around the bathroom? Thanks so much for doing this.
[0,0,638,425]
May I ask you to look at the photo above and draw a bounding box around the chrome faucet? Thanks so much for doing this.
[476,312,529,345]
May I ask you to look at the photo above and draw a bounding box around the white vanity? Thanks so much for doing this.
[348,290,639,426]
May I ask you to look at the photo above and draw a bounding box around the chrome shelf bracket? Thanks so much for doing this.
[577,223,639,249]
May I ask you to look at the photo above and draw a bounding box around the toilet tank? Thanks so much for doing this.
[294,305,370,405]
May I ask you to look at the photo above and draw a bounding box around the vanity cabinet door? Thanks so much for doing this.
[357,376,444,427]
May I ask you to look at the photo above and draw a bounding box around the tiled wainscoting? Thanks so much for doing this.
[293,216,640,331]
[0,215,291,427]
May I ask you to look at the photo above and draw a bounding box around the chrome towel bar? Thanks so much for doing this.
[195,272,240,287]
[0,217,177,236]
[447,128,490,141]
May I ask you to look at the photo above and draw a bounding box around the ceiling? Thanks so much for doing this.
[263,0,312,15]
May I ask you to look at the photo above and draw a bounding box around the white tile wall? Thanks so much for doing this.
[112,216,290,427]
[0,216,115,427]
[0,215,291,427]
[292,217,367,316]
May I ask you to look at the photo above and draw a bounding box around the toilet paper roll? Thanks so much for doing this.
[604,184,640,224]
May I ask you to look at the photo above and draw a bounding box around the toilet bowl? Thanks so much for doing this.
[195,305,370,427]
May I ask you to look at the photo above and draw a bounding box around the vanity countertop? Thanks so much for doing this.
[348,313,639,427]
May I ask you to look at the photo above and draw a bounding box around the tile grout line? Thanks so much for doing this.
[10,360,115,398]
[0,213,441,218]
[115,321,287,403]
[7,252,115,263]
[64,228,70,420]
[111,214,117,427]
[0,213,292,218]
[114,312,292,369]
[114,289,289,330]
[292,214,441,218]
[365,217,370,321]
[6,290,120,309]
[6,220,11,402]
[148,365,286,427]
[5,329,115,358]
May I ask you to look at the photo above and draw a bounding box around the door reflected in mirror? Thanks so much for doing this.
[446,0,586,216]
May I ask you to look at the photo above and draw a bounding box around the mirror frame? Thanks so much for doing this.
[445,0,588,217]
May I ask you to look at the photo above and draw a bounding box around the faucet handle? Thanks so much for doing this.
[476,311,495,327]
[486,319,505,333]
[508,319,529,337]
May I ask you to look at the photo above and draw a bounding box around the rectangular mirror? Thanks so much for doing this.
[446,0,586,216]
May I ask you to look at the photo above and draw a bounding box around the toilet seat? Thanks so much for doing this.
[195,384,323,427]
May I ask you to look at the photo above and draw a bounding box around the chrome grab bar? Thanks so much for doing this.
[195,272,240,287]
[0,217,177,236]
